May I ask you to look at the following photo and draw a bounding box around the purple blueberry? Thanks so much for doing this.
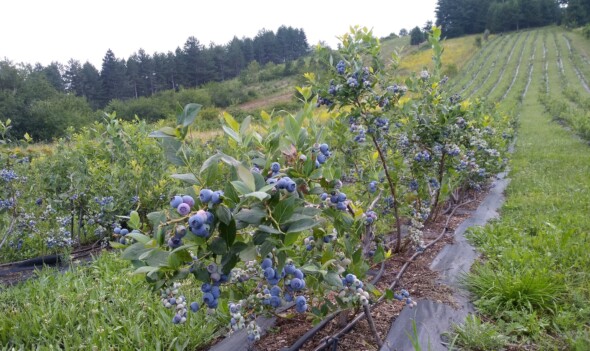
[271,162,281,173]
[182,195,195,207]
[261,258,272,269]
[293,269,304,279]
[203,292,214,305]
[295,303,308,313]
[199,189,213,203]
[295,295,306,307]
[190,302,200,312]
[177,203,191,216]
[210,191,222,205]
[170,195,183,208]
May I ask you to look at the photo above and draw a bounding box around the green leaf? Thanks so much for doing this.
[171,173,199,185]
[286,218,318,233]
[235,208,266,225]
[223,125,242,143]
[209,237,228,255]
[384,289,395,300]
[127,231,150,244]
[239,244,258,261]
[245,191,270,201]
[284,232,300,246]
[301,264,320,273]
[236,165,255,191]
[193,266,210,283]
[219,218,237,246]
[215,205,232,225]
[133,266,160,275]
[200,153,222,174]
[161,138,184,166]
[259,240,276,258]
[109,241,126,249]
[324,272,343,288]
[258,225,282,234]
[181,103,202,127]
[285,115,300,142]
[168,249,192,269]
[221,253,240,274]
[253,172,267,191]
[272,196,296,224]
[121,242,149,260]
[145,249,170,267]
[128,211,141,230]
[240,115,251,135]
[231,181,252,195]
[147,211,166,228]
[253,231,270,245]
[223,111,240,132]
[149,127,176,138]
[373,245,386,263]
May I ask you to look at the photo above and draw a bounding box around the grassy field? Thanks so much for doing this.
[450,27,590,350]
[0,253,224,349]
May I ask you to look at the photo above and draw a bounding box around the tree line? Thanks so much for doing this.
[435,0,590,38]
[3,25,308,108]
[0,26,309,140]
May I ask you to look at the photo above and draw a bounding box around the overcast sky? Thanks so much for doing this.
[1,0,437,68]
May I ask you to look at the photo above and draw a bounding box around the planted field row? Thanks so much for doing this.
[461,26,590,350]
[464,32,522,99]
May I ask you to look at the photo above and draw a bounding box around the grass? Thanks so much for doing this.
[456,26,590,349]
[0,253,225,350]
[449,315,508,351]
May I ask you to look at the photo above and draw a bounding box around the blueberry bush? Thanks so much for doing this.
[309,26,513,252]
[115,27,513,348]
[0,114,185,262]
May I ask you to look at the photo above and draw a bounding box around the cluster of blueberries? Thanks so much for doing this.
[393,288,417,308]
[339,273,370,306]
[315,143,332,166]
[266,162,297,192]
[303,230,337,251]
[0,168,18,182]
[320,191,349,211]
[363,211,378,225]
[258,258,308,313]
[228,302,246,332]
[200,263,230,310]
[160,282,200,324]
[113,226,130,244]
[414,150,432,163]
[170,194,195,216]
[368,181,378,193]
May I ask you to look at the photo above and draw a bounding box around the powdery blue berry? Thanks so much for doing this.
[261,258,272,269]
[170,195,183,209]
[190,302,200,312]
[271,162,280,173]
[199,189,213,203]
[177,203,191,216]
[295,303,307,313]
[182,195,195,207]
[293,269,304,280]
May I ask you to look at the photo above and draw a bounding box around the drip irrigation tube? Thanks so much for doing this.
[281,260,386,351]
[309,199,475,351]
